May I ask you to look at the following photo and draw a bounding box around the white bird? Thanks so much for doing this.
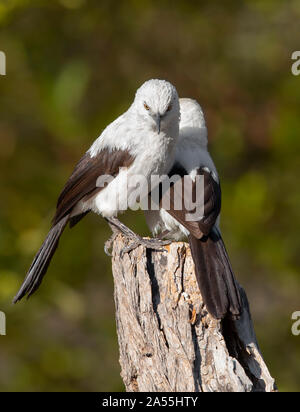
[145,98,241,319]
[14,79,180,303]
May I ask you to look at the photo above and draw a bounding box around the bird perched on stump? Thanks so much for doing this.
[13,79,180,303]
[145,98,242,320]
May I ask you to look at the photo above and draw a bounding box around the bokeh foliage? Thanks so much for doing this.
[0,0,300,391]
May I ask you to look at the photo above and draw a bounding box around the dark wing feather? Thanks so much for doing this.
[189,230,241,319]
[159,166,221,238]
[197,167,221,235]
[69,211,90,228]
[14,148,135,303]
[53,148,135,225]
[164,166,240,319]
[13,214,70,302]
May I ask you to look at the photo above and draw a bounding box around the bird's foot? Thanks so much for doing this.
[120,235,171,257]
[104,216,128,256]
[104,231,118,256]
[104,216,171,257]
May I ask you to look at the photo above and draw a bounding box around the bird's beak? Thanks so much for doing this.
[156,115,161,134]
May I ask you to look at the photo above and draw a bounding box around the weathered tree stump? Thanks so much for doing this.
[111,234,276,392]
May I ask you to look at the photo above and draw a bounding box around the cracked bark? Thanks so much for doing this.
[111,234,276,392]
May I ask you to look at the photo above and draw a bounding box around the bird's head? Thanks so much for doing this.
[179,98,208,148]
[133,79,180,134]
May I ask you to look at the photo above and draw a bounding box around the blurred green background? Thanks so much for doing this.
[0,0,300,392]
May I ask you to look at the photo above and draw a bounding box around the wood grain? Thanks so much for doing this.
[111,234,276,392]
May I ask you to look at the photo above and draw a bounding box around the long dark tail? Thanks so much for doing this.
[188,228,242,320]
[13,214,70,303]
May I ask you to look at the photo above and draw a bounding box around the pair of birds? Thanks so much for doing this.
[13,79,241,320]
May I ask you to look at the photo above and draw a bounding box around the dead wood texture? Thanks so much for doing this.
[111,234,276,392]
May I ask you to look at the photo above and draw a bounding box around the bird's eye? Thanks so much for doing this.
[166,104,172,112]
[144,103,150,111]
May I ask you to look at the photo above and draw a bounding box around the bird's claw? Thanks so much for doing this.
[104,232,118,256]
[120,236,171,257]
[104,217,171,258]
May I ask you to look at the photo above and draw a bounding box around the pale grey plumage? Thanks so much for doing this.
[144,98,242,320]
[145,97,218,240]
[14,79,180,303]
[77,79,180,218]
